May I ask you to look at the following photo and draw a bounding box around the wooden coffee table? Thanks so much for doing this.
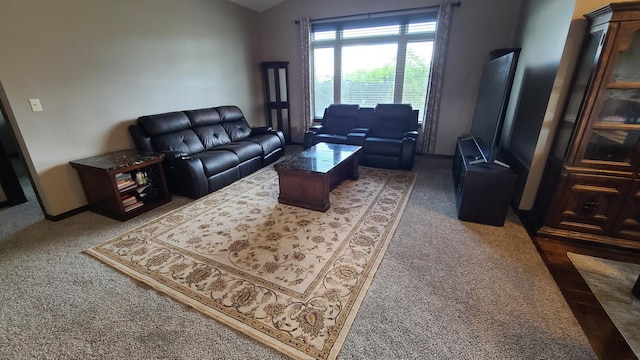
[274,143,361,211]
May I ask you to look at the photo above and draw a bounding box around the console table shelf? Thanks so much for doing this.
[453,137,516,226]
[70,150,171,221]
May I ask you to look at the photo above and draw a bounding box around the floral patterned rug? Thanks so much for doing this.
[84,165,416,360]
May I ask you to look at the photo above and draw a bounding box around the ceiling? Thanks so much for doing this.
[227,0,284,12]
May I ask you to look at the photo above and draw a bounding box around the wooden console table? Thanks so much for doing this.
[70,149,170,221]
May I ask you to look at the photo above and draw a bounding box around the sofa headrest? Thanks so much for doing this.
[184,108,222,127]
[137,112,191,137]
[325,104,359,118]
[374,104,413,118]
[370,104,417,138]
[216,106,245,123]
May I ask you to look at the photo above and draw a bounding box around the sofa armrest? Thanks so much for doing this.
[403,130,419,139]
[160,150,189,159]
[400,136,417,170]
[163,157,208,199]
[303,131,316,149]
[346,132,367,146]
[307,125,325,134]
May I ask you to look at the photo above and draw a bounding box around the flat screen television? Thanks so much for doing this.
[469,50,519,164]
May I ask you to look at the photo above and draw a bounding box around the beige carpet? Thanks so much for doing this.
[567,252,640,357]
[84,165,416,360]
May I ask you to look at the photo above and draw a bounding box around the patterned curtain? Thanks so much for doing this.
[418,1,454,154]
[299,18,313,132]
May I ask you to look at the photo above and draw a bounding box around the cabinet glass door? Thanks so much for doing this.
[552,27,605,161]
[576,23,640,172]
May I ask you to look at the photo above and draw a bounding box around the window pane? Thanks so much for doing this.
[343,25,400,39]
[408,22,436,33]
[401,41,433,119]
[313,47,334,118]
[341,44,397,107]
[312,30,336,41]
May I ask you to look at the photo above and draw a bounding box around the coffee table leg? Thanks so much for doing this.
[633,274,640,299]
[350,153,360,180]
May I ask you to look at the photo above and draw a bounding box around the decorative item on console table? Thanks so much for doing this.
[533,2,640,250]
[70,149,170,221]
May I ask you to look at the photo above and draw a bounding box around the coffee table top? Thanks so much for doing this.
[275,143,361,174]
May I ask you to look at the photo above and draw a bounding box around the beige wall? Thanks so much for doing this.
[500,0,576,210]
[0,0,262,217]
[258,0,524,154]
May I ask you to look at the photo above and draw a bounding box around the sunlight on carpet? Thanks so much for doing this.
[567,252,640,357]
[84,165,416,360]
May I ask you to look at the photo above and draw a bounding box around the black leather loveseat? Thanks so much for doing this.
[304,104,418,170]
[129,106,285,199]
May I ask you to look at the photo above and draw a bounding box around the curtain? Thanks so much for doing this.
[299,18,313,132]
[418,1,454,154]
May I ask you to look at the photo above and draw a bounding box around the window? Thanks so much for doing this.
[311,13,437,119]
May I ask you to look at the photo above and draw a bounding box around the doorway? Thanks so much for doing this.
[0,83,42,216]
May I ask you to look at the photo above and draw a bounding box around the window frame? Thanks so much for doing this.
[310,13,437,120]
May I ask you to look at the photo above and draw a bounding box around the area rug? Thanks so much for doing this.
[84,165,416,360]
[567,252,640,357]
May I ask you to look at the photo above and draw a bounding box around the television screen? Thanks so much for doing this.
[469,51,519,163]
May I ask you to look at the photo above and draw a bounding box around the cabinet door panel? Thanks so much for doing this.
[612,179,640,241]
[546,172,631,235]
[573,21,640,172]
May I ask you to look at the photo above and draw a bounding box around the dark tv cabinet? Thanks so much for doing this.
[453,137,516,226]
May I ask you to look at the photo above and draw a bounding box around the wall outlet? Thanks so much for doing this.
[29,98,43,112]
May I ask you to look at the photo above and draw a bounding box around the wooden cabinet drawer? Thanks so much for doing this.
[545,172,631,235]
[612,179,640,242]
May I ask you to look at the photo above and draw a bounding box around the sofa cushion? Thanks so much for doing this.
[223,121,252,142]
[245,133,284,155]
[184,108,222,127]
[363,137,402,156]
[138,112,191,136]
[152,129,205,155]
[217,106,252,141]
[323,104,359,135]
[194,150,239,178]
[194,125,232,149]
[369,104,415,138]
[215,142,263,162]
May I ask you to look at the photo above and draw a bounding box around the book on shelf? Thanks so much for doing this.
[123,201,144,212]
[117,179,137,192]
[121,194,138,207]
[115,172,132,181]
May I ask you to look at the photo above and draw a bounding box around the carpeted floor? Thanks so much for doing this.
[0,147,596,359]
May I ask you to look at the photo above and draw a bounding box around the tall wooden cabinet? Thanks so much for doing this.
[261,61,291,144]
[536,2,640,250]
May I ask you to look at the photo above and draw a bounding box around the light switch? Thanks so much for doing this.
[29,98,43,112]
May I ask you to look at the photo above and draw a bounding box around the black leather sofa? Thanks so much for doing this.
[303,104,418,170]
[129,106,285,199]
[361,104,419,170]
